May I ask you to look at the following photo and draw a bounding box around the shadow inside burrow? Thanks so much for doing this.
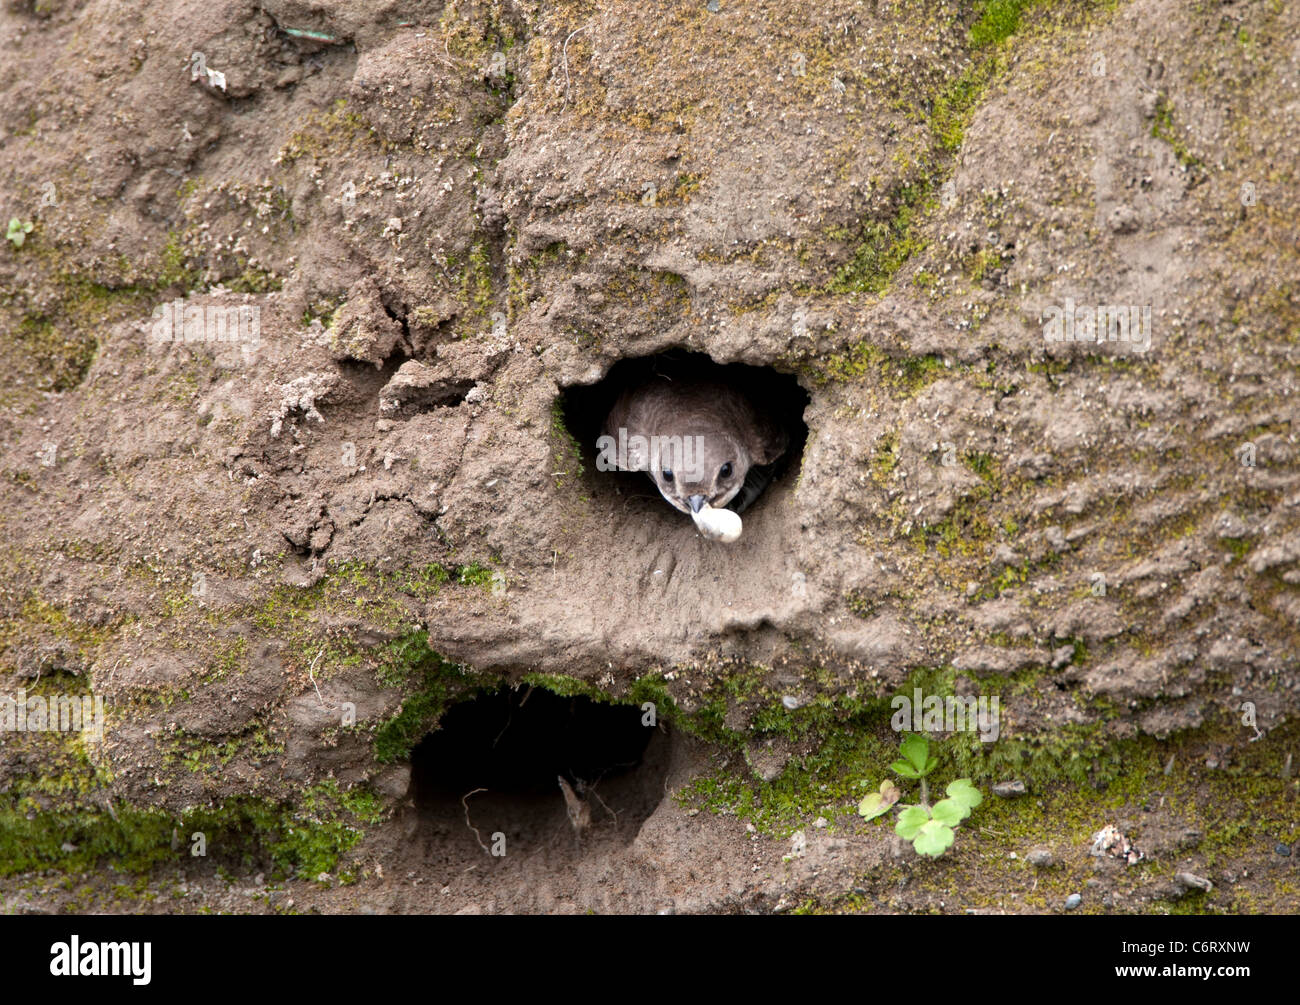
[407,686,670,860]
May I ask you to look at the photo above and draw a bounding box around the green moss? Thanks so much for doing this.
[872,430,900,482]
[1027,356,1071,376]
[671,172,704,202]
[0,802,175,876]
[681,691,898,833]
[226,267,283,295]
[808,0,1102,305]
[175,557,490,693]
[520,672,606,701]
[845,589,877,618]
[675,655,1161,837]
[0,225,208,401]
[816,344,949,391]
[302,294,345,329]
[441,0,520,66]
[968,0,1038,49]
[248,559,429,666]
[277,99,384,163]
[459,237,495,332]
[962,450,1001,484]
[0,780,385,880]
[371,631,497,763]
[400,562,453,598]
[7,731,108,804]
[626,672,676,712]
[965,246,1006,282]
[157,231,200,290]
[203,636,248,684]
[933,44,1007,154]
[817,0,1038,300]
[508,672,681,728]
[821,716,1300,914]
[1151,94,1205,174]
[160,720,283,777]
[1219,537,1254,559]
[264,779,385,880]
[824,179,933,296]
[532,240,569,267]
[899,353,948,388]
[600,268,692,312]
[549,399,586,491]
[456,562,497,589]
[15,313,96,393]
[1,592,128,672]
[910,501,996,560]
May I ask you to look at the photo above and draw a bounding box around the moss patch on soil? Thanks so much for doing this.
[0,779,385,881]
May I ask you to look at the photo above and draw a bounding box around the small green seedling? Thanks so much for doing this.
[858,733,983,858]
[6,218,33,248]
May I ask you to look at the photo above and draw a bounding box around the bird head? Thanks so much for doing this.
[649,432,748,516]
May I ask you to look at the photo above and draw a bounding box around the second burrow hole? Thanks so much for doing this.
[408,685,671,854]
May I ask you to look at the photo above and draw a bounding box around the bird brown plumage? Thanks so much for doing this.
[599,375,787,540]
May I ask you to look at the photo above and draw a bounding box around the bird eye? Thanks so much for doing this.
[719,462,733,479]
[662,469,674,483]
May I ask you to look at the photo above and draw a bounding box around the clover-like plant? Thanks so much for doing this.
[858,733,982,858]
[6,218,33,248]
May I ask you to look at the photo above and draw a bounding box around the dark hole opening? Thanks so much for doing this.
[410,687,655,798]
[559,349,810,513]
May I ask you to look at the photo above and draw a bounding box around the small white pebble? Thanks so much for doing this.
[692,504,742,543]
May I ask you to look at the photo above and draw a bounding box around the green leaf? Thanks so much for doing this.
[924,756,939,775]
[859,780,902,820]
[859,792,885,820]
[890,759,920,779]
[931,798,969,826]
[895,805,930,840]
[946,778,984,811]
[912,819,955,858]
[900,733,929,773]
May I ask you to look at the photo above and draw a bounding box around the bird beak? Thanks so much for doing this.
[688,494,706,513]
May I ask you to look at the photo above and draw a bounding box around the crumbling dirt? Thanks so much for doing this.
[0,0,1297,914]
